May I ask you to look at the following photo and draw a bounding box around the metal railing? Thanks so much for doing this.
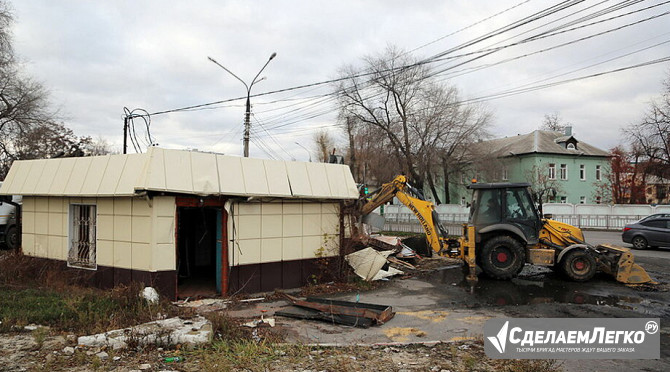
[376,203,668,232]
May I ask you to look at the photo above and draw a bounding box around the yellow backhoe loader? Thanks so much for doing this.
[360,175,653,285]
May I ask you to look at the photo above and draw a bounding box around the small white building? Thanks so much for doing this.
[0,147,359,299]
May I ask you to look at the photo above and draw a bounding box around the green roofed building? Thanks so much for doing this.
[427,127,611,205]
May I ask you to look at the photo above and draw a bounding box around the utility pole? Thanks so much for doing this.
[208,53,277,157]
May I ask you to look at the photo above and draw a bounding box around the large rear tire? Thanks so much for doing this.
[560,249,596,282]
[480,235,526,280]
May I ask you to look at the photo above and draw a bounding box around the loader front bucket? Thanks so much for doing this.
[596,244,655,284]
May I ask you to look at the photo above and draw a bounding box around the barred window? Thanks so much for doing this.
[68,204,97,269]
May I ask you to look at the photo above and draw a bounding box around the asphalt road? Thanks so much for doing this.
[584,229,670,259]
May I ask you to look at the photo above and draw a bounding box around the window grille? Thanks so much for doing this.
[68,204,97,269]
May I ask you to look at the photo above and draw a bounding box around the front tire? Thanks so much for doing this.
[4,225,18,250]
[631,236,648,250]
[480,235,526,280]
[560,250,596,282]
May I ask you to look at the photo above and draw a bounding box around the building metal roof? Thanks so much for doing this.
[481,130,610,158]
[0,147,359,199]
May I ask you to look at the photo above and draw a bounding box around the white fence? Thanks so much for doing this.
[378,203,670,233]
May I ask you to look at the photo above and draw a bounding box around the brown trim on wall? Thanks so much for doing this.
[228,257,339,295]
[174,196,229,297]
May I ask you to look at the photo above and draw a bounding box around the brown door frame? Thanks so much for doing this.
[175,196,229,296]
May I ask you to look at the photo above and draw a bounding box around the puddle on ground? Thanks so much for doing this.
[425,266,645,309]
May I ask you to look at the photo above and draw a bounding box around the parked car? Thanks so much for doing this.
[622,215,670,249]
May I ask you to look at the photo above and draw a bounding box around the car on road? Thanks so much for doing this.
[622,214,670,249]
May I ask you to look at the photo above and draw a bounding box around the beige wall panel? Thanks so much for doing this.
[242,158,270,196]
[282,215,302,237]
[285,162,311,197]
[0,161,26,194]
[34,198,49,213]
[238,215,261,240]
[325,165,358,198]
[22,197,35,212]
[322,234,339,256]
[322,203,339,215]
[306,164,331,198]
[115,154,147,195]
[22,233,35,256]
[153,243,175,271]
[48,213,64,236]
[216,156,246,195]
[113,215,132,242]
[113,241,132,269]
[96,240,114,266]
[302,203,321,214]
[282,237,302,261]
[97,198,114,215]
[321,213,340,235]
[97,155,125,195]
[22,159,47,194]
[302,214,322,236]
[153,196,175,217]
[142,149,166,191]
[131,216,152,244]
[190,151,219,194]
[264,160,292,196]
[80,156,109,195]
[261,238,282,263]
[47,235,63,260]
[34,234,48,257]
[302,235,322,259]
[261,202,282,215]
[132,198,152,217]
[238,202,261,215]
[114,198,132,215]
[22,210,35,234]
[48,198,63,213]
[131,243,152,271]
[282,202,302,215]
[261,215,282,238]
[33,161,58,195]
[34,212,49,235]
[163,150,193,193]
[154,216,175,244]
[64,157,93,195]
[236,239,261,265]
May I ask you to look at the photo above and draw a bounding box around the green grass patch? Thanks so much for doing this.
[0,284,184,334]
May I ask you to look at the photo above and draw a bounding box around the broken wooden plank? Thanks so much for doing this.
[275,306,373,328]
[282,294,395,325]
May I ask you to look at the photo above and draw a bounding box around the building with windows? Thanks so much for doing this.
[428,127,611,204]
[0,147,358,299]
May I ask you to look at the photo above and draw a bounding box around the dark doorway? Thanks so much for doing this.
[177,207,218,298]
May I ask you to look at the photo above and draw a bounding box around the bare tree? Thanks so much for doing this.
[540,112,569,132]
[0,2,105,178]
[313,129,336,162]
[625,72,670,179]
[335,46,491,200]
[524,165,563,206]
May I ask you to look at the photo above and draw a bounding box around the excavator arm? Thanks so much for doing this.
[360,175,449,255]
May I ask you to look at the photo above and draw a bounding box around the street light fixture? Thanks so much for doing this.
[295,142,312,162]
[208,52,277,157]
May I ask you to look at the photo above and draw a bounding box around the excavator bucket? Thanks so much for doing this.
[595,244,655,284]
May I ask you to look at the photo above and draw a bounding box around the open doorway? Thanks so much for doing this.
[177,207,219,298]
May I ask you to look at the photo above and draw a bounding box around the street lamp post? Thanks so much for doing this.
[294,142,312,162]
[208,52,277,157]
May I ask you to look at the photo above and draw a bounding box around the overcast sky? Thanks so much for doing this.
[9,0,670,160]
